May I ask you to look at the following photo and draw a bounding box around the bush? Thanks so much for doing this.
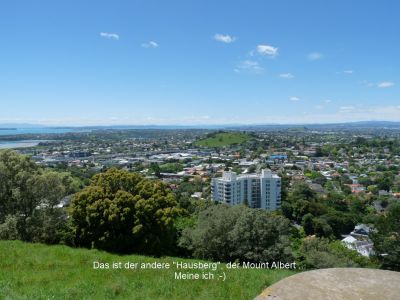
[24,209,69,244]
[0,215,19,240]
[296,237,374,269]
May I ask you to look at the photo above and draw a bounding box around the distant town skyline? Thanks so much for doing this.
[1,0,399,125]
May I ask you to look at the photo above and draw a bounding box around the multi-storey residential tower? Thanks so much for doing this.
[211,169,281,211]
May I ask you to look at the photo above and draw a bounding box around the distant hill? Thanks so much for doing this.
[195,132,253,147]
[0,241,295,300]
[225,121,400,131]
[0,120,399,131]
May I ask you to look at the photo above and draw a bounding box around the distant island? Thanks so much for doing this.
[0,128,16,130]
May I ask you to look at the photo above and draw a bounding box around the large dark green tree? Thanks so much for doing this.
[70,168,182,255]
[282,183,326,222]
[0,150,75,243]
[371,202,400,271]
[179,204,293,263]
[0,149,39,223]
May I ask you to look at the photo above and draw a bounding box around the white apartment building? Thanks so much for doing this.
[211,169,281,211]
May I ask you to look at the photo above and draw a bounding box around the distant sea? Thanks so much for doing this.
[0,127,91,149]
[0,140,44,149]
[0,128,89,136]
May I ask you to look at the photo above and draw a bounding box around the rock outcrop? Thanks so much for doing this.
[255,268,400,300]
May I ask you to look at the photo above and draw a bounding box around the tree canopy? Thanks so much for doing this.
[371,202,400,271]
[70,168,183,255]
[0,150,74,242]
[179,204,293,263]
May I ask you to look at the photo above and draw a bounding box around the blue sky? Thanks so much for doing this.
[0,0,399,125]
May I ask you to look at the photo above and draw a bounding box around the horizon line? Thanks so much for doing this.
[1,120,400,128]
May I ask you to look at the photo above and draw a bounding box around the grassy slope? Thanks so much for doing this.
[195,132,252,148]
[0,241,295,300]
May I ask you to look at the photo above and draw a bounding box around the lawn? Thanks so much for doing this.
[195,132,252,148]
[0,240,295,300]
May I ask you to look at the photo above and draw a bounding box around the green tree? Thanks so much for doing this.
[376,175,393,192]
[180,204,293,263]
[297,237,374,269]
[323,210,356,239]
[371,202,400,271]
[0,215,19,240]
[0,150,39,223]
[229,208,293,262]
[0,150,73,242]
[159,163,184,173]
[70,168,183,255]
[149,162,161,178]
[283,183,326,222]
[301,213,314,236]
[312,217,333,238]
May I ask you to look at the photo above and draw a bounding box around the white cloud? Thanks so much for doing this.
[290,96,300,101]
[214,34,236,43]
[256,45,278,57]
[100,32,119,40]
[279,73,294,79]
[307,52,323,61]
[368,105,400,114]
[343,70,354,74]
[359,80,375,87]
[141,41,159,48]
[340,106,355,113]
[377,81,395,88]
[260,105,400,124]
[360,80,395,88]
[315,99,332,109]
[334,105,400,120]
[235,60,264,74]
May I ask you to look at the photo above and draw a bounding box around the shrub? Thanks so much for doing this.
[0,215,19,240]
